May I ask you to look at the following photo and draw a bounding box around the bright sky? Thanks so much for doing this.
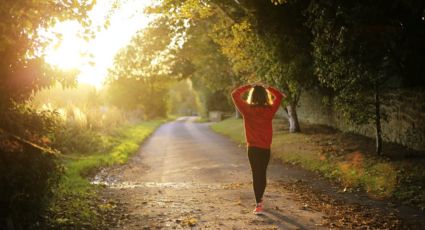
[43,0,155,87]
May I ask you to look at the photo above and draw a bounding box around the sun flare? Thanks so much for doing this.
[43,21,87,70]
[42,0,155,87]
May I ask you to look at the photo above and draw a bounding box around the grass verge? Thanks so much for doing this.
[210,118,425,209]
[210,117,245,143]
[42,120,164,229]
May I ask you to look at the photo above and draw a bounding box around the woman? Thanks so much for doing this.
[231,83,285,215]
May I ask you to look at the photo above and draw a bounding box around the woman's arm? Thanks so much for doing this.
[267,86,286,114]
[231,84,252,115]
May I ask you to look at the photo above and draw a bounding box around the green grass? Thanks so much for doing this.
[210,117,245,145]
[210,118,425,208]
[194,116,210,123]
[45,120,164,229]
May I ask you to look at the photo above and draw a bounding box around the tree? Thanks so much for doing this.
[305,0,425,154]
[207,0,315,132]
[152,0,317,131]
[0,0,94,137]
[145,1,237,116]
[0,1,94,228]
[0,0,94,103]
[178,18,236,115]
[107,77,168,119]
[106,18,176,118]
[167,80,200,116]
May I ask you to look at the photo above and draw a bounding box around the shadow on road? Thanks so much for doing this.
[262,209,310,230]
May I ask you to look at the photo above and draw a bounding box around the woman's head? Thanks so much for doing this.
[247,85,271,106]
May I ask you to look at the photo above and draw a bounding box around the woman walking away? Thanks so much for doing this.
[231,83,285,215]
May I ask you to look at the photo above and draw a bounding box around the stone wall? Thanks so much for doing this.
[296,88,425,152]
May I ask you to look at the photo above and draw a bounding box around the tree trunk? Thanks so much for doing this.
[374,87,383,155]
[235,107,241,119]
[286,103,301,133]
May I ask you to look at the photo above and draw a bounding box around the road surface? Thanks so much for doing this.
[95,117,325,229]
[95,117,420,229]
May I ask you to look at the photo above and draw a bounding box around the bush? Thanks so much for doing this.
[0,103,63,229]
[50,105,122,155]
[0,139,61,229]
[52,123,113,154]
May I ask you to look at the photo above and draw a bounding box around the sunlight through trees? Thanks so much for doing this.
[1,0,425,228]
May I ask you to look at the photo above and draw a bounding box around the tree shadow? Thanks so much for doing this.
[258,209,310,230]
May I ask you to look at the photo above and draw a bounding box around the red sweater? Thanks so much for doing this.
[231,85,285,149]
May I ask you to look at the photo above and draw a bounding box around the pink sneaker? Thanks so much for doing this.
[253,200,264,215]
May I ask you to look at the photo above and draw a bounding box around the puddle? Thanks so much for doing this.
[91,180,224,190]
[91,168,118,184]
[91,167,251,190]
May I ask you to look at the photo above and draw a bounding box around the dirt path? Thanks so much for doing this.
[94,117,421,229]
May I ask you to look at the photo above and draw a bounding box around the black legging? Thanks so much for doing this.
[247,146,271,203]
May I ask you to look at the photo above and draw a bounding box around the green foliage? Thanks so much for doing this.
[150,0,314,122]
[0,145,61,229]
[0,0,94,103]
[34,85,131,131]
[304,0,425,153]
[177,18,236,113]
[107,78,168,119]
[108,18,176,80]
[210,1,315,104]
[204,90,234,112]
[167,80,200,116]
[32,85,134,154]
[53,124,112,155]
[158,0,315,131]
[0,104,63,226]
[106,19,175,118]
[0,82,141,228]
[180,19,235,89]
[394,164,425,208]
[306,1,386,125]
[0,102,60,142]
[155,0,424,136]
[305,0,425,121]
[0,2,94,226]
[33,84,102,109]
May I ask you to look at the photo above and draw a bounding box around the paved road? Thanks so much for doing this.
[97,117,325,229]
